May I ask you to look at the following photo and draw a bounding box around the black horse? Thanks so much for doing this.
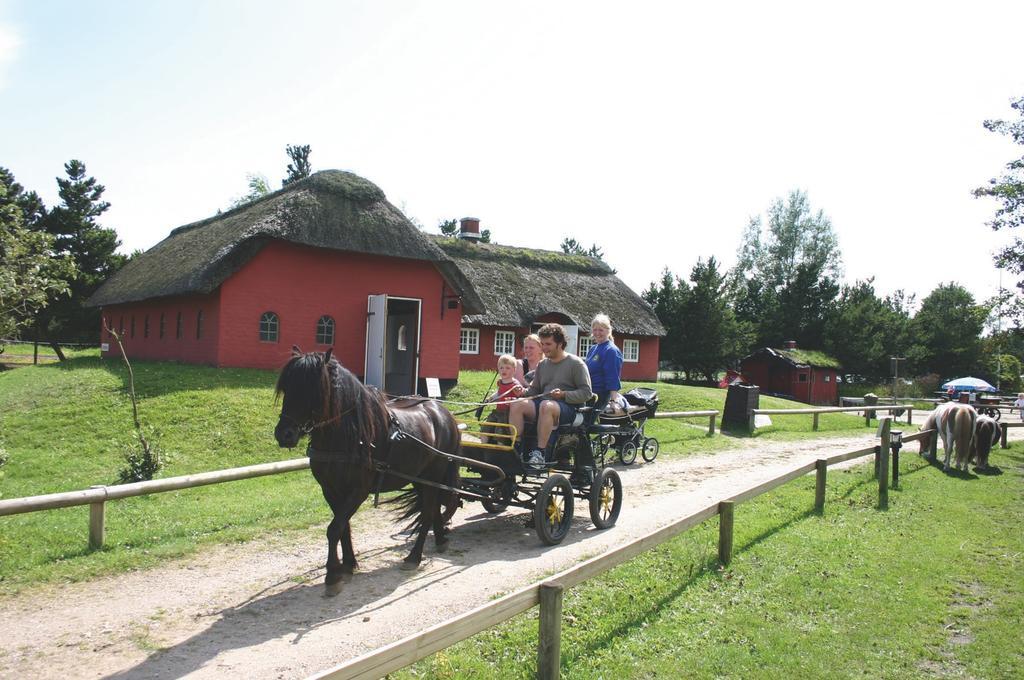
[274,348,461,583]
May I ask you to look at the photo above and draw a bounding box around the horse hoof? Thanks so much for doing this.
[400,560,422,572]
[436,539,450,554]
[325,571,345,586]
[324,581,343,597]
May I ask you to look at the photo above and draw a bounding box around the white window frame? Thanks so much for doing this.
[577,334,594,358]
[493,330,515,356]
[460,328,479,354]
[824,373,831,383]
[623,338,639,363]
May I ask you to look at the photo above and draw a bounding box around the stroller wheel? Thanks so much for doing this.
[618,441,637,465]
[642,437,660,462]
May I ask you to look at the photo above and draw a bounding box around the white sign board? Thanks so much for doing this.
[100,343,109,352]
[426,377,441,398]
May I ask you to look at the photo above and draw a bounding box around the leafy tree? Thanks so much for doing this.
[0,182,76,338]
[974,96,1024,284]
[731,190,842,348]
[679,257,749,383]
[906,283,987,377]
[282,144,312,186]
[643,268,689,376]
[230,173,272,208]
[823,279,911,380]
[37,160,126,344]
[560,237,605,261]
[0,167,47,228]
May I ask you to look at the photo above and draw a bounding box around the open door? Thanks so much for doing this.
[563,324,579,356]
[365,294,421,395]
[364,294,387,389]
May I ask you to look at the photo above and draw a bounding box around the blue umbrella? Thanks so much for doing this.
[941,376,997,393]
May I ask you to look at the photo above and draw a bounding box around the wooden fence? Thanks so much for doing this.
[652,409,719,435]
[752,404,914,431]
[309,419,921,680]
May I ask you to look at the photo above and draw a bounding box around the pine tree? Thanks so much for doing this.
[282,144,312,186]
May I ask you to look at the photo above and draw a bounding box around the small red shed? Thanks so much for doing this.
[740,341,841,405]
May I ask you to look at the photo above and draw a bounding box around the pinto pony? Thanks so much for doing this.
[918,402,977,472]
[274,348,460,584]
[971,414,1001,471]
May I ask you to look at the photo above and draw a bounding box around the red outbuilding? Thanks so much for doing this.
[739,341,841,405]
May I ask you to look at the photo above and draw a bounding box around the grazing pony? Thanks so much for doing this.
[918,402,977,472]
[971,414,1001,471]
[274,348,460,584]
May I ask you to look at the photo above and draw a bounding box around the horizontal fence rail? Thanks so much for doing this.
[311,420,938,680]
[752,404,914,431]
[652,409,719,436]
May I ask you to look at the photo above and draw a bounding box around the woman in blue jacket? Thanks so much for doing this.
[585,313,624,412]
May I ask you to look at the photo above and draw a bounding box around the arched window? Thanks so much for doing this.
[315,315,335,345]
[259,312,279,342]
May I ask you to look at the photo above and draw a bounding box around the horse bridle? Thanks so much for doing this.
[278,406,356,435]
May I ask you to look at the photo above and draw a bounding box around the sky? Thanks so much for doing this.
[1,1,1022,311]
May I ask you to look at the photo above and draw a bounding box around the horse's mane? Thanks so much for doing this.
[276,351,390,458]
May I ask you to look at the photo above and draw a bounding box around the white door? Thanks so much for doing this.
[364,294,387,388]
[563,324,579,356]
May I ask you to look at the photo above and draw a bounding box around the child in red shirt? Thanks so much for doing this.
[481,354,524,444]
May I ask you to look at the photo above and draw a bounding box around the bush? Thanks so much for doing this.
[117,442,162,484]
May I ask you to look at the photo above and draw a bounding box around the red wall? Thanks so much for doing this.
[216,241,462,377]
[99,293,221,364]
[458,325,660,382]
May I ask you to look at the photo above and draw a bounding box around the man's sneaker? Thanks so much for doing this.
[525,449,546,470]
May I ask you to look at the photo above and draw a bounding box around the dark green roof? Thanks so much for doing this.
[744,347,842,369]
[433,237,665,336]
[88,170,476,309]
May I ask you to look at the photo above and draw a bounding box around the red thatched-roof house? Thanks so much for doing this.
[740,341,842,405]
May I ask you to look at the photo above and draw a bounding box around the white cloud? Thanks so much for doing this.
[0,21,20,89]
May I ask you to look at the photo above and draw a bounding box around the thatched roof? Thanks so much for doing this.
[433,238,665,336]
[88,170,478,310]
[743,347,842,369]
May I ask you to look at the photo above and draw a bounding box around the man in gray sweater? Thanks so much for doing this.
[508,323,593,469]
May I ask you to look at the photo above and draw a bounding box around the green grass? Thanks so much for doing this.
[398,445,1024,679]
[0,362,880,592]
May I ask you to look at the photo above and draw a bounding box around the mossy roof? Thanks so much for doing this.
[744,347,842,369]
[433,237,665,336]
[88,170,479,311]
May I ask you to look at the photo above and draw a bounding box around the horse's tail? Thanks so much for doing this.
[953,405,976,466]
[388,487,425,536]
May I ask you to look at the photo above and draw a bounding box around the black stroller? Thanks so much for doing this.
[593,387,660,465]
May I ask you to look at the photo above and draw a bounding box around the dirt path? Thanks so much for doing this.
[1,426,1017,679]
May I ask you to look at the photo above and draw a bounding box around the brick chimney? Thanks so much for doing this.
[783,340,797,349]
[459,217,481,242]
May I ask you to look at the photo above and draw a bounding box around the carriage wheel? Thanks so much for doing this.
[482,498,508,514]
[642,437,660,462]
[618,441,638,465]
[588,467,623,529]
[534,474,574,545]
[482,477,515,514]
[991,408,1002,421]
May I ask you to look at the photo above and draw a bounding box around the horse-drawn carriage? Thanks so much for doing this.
[975,394,1003,420]
[274,350,626,585]
[457,399,625,545]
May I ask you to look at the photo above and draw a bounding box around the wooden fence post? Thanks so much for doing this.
[812,412,819,431]
[878,420,890,510]
[718,501,734,566]
[814,459,827,513]
[907,407,913,425]
[88,485,106,549]
[864,409,871,428]
[1001,425,1008,449]
[538,582,564,680]
[708,414,716,437]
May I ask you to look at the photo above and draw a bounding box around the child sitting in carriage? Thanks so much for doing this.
[480,354,524,444]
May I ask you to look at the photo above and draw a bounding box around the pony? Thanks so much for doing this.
[918,401,976,472]
[274,348,461,584]
[971,414,1001,471]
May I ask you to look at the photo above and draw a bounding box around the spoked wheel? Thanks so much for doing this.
[642,437,660,462]
[618,441,638,465]
[534,474,574,545]
[481,476,513,514]
[990,408,1002,421]
[592,434,612,466]
[588,467,623,529]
